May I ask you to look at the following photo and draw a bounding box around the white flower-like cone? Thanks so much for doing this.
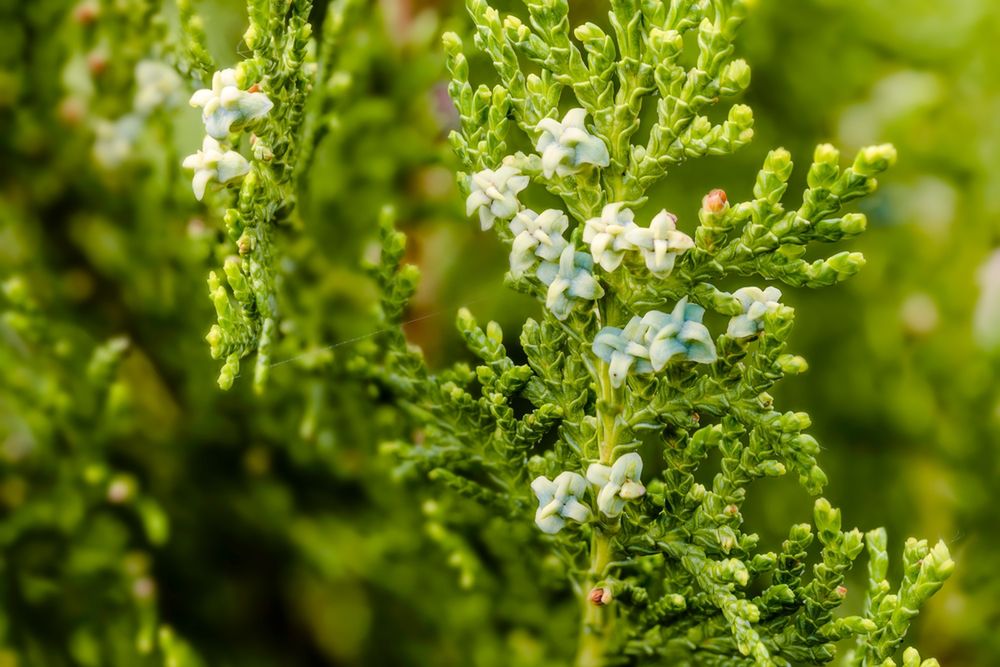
[643,299,717,369]
[587,452,646,517]
[536,245,604,321]
[727,286,783,338]
[584,203,638,272]
[509,209,569,278]
[536,108,610,179]
[531,471,592,534]
[134,60,184,114]
[625,210,694,276]
[592,316,656,388]
[182,136,251,201]
[465,165,530,231]
[190,68,273,139]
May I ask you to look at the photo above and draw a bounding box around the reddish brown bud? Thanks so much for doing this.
[247,83,262,94]
[87,52,107,76]
[702,189,728,213]
[724,504,739,516]
[73,1,99,24]
[836,585,848,597]
[589,587,612,606]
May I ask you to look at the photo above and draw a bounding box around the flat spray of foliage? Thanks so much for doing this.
[180,0,361,391]
[365,0,954,665]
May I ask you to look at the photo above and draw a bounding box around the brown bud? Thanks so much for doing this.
[247,83,262,94]
[836,585,847,597]
[87,52,107,76]
[702,189,728,213]
[589,587,612,606]
[724,504,739,516]
[73,1,99,24]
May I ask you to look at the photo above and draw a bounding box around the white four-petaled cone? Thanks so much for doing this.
[531,471,592,534]
[536,245,604,321]
[535,108,610,179]
[465,165,529,231]
[727,286,783,338]
[583,203,638,272]
[625,210,694,276]
[587,453,646,517]
[508,208,569,278]
[189,68,273,139]
[182,136,251,201]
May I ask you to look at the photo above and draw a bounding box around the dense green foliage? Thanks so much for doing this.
[0,0,996,665]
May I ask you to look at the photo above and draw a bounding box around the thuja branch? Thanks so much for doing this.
[181,0,358,391]
[361,1,954,665]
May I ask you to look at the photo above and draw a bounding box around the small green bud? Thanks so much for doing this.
[205,325,223,354]
[758,460,786,477]
[828,251,866,276]
[776,354,808,374]
[814,498,841,538]
[841,213,867,235]
[814,143,840,165]
[442,31,462,53]
[574,22,605,43]
[901,649,919,667]
[243,23,259,49]
[457,307,476,333]
[808,144,841,188]
[844,529,865,558]
[805,465,828,493]
[211,286,229,318]
[476,366,496,385]
[853,143,898,177]
[764,148,793,179]
[663,593,686,611]
[842,615,877,634]
[648,28,683,58]
[486,321,503,345]
[793,434,820,456]
[780,411,811,431]
[504,15,531,42]
[217,353,239,390]
[729,104,754,127]
[720,59,751,93]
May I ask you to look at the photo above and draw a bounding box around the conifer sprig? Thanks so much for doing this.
[363,1,954,665]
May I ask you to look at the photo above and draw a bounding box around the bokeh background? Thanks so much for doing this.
[1,0,998,665]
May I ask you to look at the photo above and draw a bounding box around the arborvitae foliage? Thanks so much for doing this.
[364,1,954,665]
[744,1,1000,661]
[180,0,363,392]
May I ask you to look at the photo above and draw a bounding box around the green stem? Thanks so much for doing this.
[575,527,613,667]
[575,356,621,667]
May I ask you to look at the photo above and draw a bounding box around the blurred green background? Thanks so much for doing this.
[1,0,998,665]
